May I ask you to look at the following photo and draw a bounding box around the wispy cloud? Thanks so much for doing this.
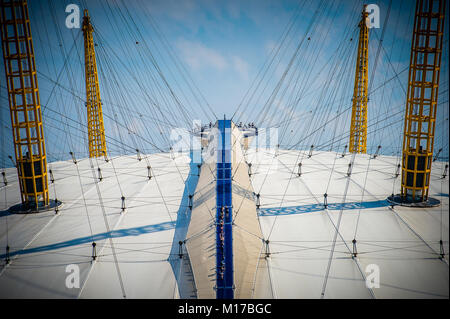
[232,56,250,81]
[176,39,227,71]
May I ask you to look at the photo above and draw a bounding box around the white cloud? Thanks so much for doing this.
[232,56,250,81]
[176,39,227,71]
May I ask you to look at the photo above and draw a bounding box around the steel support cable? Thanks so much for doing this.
[99,0,186,131]
[112,0,198,127]
[96,1,175,137]
[0,85,8,258]
[373,0,406,148]
[367,0,393,96]
[37,5,79,158]
[284,10,412,154]
[147,20,217,122]
[41,33,81,114]
[253,0,326,126]
[95,27,204,218]
[335,2,397,239]
[54,17,129,204]
[97,48,168,162]
[82,157,127,298]
[232,0,306,122]
[389,206,449,266]
[268,0,344,137]
[248,0,318,127]
[292,96,408,152]
[93,31,191,151]
[258,29,357,242]
[134,0,217,121]
[280,148,375,297]
[47,2,127,297]
[49,0,115,247]
[286,66,409,151]
[233,0,305,121]
[94,32,173,151]
[81,155,185,297]
[92,16,184,140]
[230,1,341,214]
[33,1,80,158]
[255,0,326,127]
[41,103,160,155]
[320,153,356,298]
[287,46,356,153]
[36,71,167,153]
[316,100,437,151]
[321,97,406,151]
[366,1,407,153]
[250,0,330,129]
[109,0,195,129]
[275,16,361,146]
[309,33,357,151]
[47,0,88,155]
[259,0,359,133]
[297,24,357,151]
[95,48,156,150]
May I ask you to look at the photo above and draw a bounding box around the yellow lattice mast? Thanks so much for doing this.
[0,0,49,209]
[349,6,369,154]
[399,0,445,203]
[82,9,107,158]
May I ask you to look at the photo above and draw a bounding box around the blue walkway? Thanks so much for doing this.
[216,119,233,299]
[0,220,175,259]
[258,199,391,216]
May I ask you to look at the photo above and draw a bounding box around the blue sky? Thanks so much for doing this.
[0,0,448,164]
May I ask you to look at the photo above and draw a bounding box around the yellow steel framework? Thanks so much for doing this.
[349,6,369,154]
[0,0,49,208]
[401,0,445,202]
[82,10,107,158]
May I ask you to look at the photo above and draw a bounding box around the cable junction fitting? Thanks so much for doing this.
[395,164,401,178]
[297,162,302,177]
[69,152,77,164]
[347,163,352,177]
[308,145,314,158]
[147,166,152,180]
[188,194,193,210]
[92,242,97,261]
[264,240,270,258]
[97,167,103,182]
[433,148,442,162]
[121,196,126,212]
[373,145,381,159]
[178,240,184,259]
[341,145,348,158]
[136,149,142,161]
[8,156,16,168]
[256,193,261,209]
[49,169,54,184]
[1,171,7,186]
[5,245,10,264]
[442,164,448,179]
[439,240,445,260]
